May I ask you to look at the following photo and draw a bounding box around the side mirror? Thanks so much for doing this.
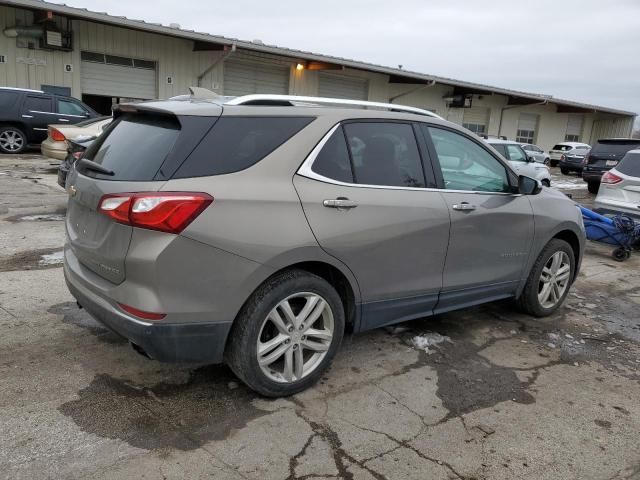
[518,175,542,195]
[526,154,535,162]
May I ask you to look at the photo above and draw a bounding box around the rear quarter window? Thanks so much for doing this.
[173,116,314,178]
[0,91,20,110]
[616,152,640,177]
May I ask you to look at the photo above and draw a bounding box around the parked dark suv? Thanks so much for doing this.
[0,87,98,154]
[583,138,640,193]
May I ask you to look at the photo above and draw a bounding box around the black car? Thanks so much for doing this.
[583,139,640,193]
[0,87,98,154]
[57,136,95,188]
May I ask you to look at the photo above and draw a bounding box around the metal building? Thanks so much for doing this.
[0,0,636,151]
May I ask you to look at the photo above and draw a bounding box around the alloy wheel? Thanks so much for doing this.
[0,129,24,152]
[257,292,334,383]
[538,251,571,309]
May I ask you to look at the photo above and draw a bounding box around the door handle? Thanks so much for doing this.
[57,118,70,122]
[452,202,476,211]
[22,114,33,118]
[323,198,358,209]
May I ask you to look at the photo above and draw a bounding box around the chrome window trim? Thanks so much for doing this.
[296,122,521,197]
[30,110,86,118]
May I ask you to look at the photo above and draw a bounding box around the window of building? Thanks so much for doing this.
[565,134,580,142]
[342,122,425,188]
[516,113,539,144]
[426,127,510,193]
[462,123,486,135]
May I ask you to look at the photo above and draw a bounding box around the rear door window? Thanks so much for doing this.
[24,95,53,112]
[552,144,572,151]
[343,122,425,188]
[174,116,314,178]
[81,114,180,181]
[616,152,640,177]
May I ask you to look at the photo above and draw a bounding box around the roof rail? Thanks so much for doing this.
[224,94,444,119]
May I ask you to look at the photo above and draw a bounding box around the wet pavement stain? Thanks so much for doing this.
[5,206,66,222]
[58,367,268,450]
[48,302,125,344]
[0,247,64,272]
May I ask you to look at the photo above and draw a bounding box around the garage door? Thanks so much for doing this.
[318,73,369,100]
[80,52,157,100]
[462,107,490,135]
[223,59,290,96]
[565,115,584,142]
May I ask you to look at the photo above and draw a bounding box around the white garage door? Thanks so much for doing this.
[223,59,290,96]
[565,115,584,141]
[318,73,369,100]
[81,52,157,99]
[462,107,490,135]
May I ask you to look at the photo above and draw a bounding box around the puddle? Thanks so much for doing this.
[48,302,125,344]
[0,247,65,272]
[59,368,268,450]
[6,207,66,223]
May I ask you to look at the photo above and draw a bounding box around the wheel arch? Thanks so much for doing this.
[552,229,582,281]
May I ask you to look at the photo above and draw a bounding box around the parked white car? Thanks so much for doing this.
[549,142,591,167]
[594,149,640,218]
[521,144,549,164]
[486,139,551,186]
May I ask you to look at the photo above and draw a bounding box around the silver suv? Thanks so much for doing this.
[64,91,585,396]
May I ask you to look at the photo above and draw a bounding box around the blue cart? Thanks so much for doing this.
[579,206,640,261]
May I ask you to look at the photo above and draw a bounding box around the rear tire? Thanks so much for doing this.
[0,126,27,154]
[226,269,345,397]
[560,167,570,175]
[587,182,599,194]
[517,239,575,317]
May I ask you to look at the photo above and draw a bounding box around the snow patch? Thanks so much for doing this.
[411,332,451,354]
[39,250,64,266]
[20,214,65,222]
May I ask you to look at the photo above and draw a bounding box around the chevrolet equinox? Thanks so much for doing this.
[64,90,585,396]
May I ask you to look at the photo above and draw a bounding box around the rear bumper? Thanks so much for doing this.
[41,140,66,160]
[593,198,640,219]
[582,170,605,183]
[64,248,232,364]
[559,160,583,171]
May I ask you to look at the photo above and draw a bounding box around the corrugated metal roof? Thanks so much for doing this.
[3,0,636,117]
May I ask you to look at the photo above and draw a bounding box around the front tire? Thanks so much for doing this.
[517,239,575,317]
[0,126,27,154]
[541,179,551,187]
[560,167,570,175]
[226,270,345,397]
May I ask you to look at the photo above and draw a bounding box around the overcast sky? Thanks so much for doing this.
[55,0,640,122]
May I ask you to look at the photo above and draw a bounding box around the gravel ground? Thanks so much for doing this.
[1,156,639,480]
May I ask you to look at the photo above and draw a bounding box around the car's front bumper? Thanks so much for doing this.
[64,247,232,364]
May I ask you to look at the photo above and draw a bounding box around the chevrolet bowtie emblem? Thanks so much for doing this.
[69,185,77,196]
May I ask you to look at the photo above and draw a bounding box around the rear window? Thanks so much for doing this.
[552,144,573,151]
[81,114,180,181]
[616,152,640,177]
[592,140,640,155]
[173,116,314,178]
[0,91,20,110]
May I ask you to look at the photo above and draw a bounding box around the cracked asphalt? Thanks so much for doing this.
[1,156,639,480]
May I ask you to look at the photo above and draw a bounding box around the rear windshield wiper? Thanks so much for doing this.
[78,158,114,176]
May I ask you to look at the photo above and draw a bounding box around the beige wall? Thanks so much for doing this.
[0,4,633,150]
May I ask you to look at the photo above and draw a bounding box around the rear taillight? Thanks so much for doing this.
[98,192,213,234]
[560,154,566,161]
[117,303,166,321]
[601,171,622,184]
[50,128,65,142]
[582,150,590,165]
